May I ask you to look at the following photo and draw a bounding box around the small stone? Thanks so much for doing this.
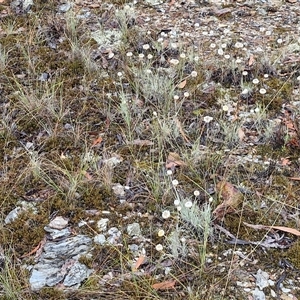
[102,156,123,167]
[128,244,139,253]
[107,227,121,244]
[78,220,87,227]
[58,2,72,12]
[252,288,266,300]
[268,279,275,286]
[281,287,291,293]
[254,269,269,290]
[64,123,73,130]
[112,183,126,197]
[270,289,276,297]
[5,207,23,224]
[97,218,109,231]
[108,227,120,235]
[94,234,106,245]
[25,142,34,149]
[127,223,141,237]
[39,72,50,82]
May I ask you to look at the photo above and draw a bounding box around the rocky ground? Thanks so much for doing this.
[1,0,300,299]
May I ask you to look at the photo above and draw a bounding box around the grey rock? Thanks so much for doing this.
[25,142,34,149]
[11,0,33,13]
[39,72,50,82]
[252,288,266,300]
[58,2,72,13]
[42,235,92,259]
[44,226,71,240]
[4,207,23,224]
[64,123,73,130]
[107,227,121,244]
[30,269,48,290]
[254,269,269,290]
[29,235,93,290]
[5,201,37,224]
[30,266,64,290]
[63,261,93,287]
[107,227,120,235]
[128,244,139,253]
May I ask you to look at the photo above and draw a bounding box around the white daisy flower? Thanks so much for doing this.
[155,244,163,251]
[203,116,213,123]
[184,201,193,208]
[162,210,171,219]
[193,190,200,196]
[158,230,165,237]
[172,179,179,186]
[174,199,180,206]
[191,71,198,77]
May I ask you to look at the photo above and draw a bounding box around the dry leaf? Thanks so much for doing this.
[177,79,186,89]
[101,56,108,69]
[243,222,300,237]
[248,54,255,66]
[152,280,176,290]
[213,181,243,220]
[214,8,232,16]
[280,157,291,166]
[88,3,100,8]
[21,238,46,258]
[162,39,169,49]
[166,152,187,170]
[83,171,93,181]
[289,177,300,181]
[286,121,295,131]
[132,255,146,272]
[92,136,103,147]
[175,117,190,144]
[131,139,154,146]
[237,127,245,141]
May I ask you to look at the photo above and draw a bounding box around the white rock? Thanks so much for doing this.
[270,289,276,297]
[281,287,291,293]
[94,234,106,245]
[49,216,69,229]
